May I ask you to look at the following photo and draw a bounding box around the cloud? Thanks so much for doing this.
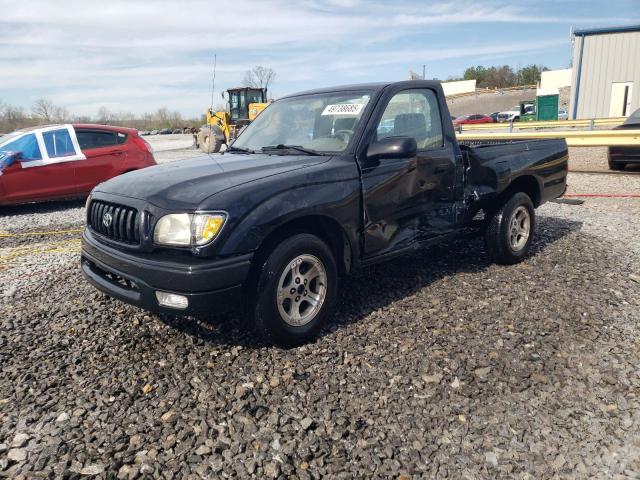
[0,0,636,116]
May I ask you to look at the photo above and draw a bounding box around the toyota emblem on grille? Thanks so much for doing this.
[102,212,113,228]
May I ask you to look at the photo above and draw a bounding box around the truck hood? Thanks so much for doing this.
[94,153,328,210]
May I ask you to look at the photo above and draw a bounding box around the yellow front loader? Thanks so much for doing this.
[195,87,268,153]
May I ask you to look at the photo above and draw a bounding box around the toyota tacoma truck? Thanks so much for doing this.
[81,81,567,347]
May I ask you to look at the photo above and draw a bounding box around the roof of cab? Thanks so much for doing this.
[279,80,444,100]
[11,123,138,135]
[72,124,139,134]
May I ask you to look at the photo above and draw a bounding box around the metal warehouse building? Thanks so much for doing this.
[570,25,640,119]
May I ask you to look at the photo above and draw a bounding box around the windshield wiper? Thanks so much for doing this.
[226,145,255,154]
[261,144,323,156]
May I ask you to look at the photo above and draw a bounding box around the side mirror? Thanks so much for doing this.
[0,151,22,173]
[366,136,417,161]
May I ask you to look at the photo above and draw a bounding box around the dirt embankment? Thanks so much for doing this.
[447,86,571,117]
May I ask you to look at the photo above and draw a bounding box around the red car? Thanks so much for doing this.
[0,124,155,205]
[454,114,495,126]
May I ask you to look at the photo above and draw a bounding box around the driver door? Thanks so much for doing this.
[358,87,457,258]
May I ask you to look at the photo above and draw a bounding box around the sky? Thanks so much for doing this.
[0,0,638,118]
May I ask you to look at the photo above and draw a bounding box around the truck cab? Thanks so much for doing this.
[197,87,269,154]
[227,87,268,126]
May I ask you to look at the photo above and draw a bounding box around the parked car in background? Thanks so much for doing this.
[489,111,500,122]
[150,130,159,135]
[0,124,156,205]
[159,128,173,135]
[558,108,569,121]
[454,114,494,126]
[608,108,640,170]
[497,108,520,122]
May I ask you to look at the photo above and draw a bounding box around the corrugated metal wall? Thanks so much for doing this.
[569,31,640,119]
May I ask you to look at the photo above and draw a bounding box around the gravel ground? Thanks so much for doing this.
[568,147,640,173]
[1,154,640,478]
[145,134,195,153]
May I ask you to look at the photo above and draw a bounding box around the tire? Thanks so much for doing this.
[608,158,625,171]
[199,133,222,153]
[484,192,535,265]
[249,234,338,347]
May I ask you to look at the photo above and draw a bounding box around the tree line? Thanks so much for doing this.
[448,64,548,89]
[0,98,198,134]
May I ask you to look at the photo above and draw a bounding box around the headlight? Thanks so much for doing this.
[154,212,226,247]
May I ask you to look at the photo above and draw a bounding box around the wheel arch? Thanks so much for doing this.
[249,214,355,282]
[507,174,541,207]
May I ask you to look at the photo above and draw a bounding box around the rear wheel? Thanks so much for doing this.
[608,158,626,171]
[249,234,337,347]
[484,192,535,265]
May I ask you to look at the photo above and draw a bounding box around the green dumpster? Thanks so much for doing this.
[519,94,559,122]
[536,94,559,121]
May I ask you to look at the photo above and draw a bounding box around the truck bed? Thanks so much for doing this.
[459,138,568,211]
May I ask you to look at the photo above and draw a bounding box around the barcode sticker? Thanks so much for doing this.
[321,103,365,116]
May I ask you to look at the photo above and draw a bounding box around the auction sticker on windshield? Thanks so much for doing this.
[321,103,365,116]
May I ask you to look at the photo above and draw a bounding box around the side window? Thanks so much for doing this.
[76,130,119,150]
[1,133,42,160]
[42,129,75,158]
[376,89,443,149]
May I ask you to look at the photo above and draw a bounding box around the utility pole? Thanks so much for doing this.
[210,53,217,112]
[422,64,426,80]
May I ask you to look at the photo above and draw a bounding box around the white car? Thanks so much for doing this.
[558,108,568,121]
[497,109,520,122]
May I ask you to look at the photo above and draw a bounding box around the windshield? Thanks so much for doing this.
[232,90,372,153]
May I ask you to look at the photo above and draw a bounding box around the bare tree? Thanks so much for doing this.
[73,114,92,124]
[53,105,69,123]
[242,66,276,92]
[32,98,57,123]
[1,105,28,132]
[97,106,115,124]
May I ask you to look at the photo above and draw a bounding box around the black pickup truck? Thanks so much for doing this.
[81,81,567,346]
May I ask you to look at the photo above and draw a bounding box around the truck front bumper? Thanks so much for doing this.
[81,230,253,316]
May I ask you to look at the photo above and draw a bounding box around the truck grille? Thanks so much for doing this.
[88,200,140,244]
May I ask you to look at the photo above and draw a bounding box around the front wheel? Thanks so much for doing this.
[484,192,535,265]
[249,234,338,347]
[608,159,626,171]
[199,132,222,153]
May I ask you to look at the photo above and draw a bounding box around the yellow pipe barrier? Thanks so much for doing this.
[456,129,640,147]
[458,117,625,131]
